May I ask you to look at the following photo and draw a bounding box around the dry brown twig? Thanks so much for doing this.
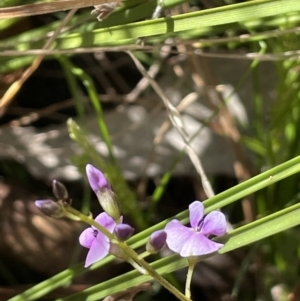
[127,50,215,199]
[186,47,255,222]
[0,0,120,19]
[0,8,78,116]
[0,0,124,115]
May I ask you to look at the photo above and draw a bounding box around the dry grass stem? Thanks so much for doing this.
[0,0,119,19]
[0,8,77,116]
[127,50,215,199]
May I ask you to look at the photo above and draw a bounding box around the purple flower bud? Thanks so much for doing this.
[86,164,120,222]
[35,199,66,218]
[52,179,68,200]
[146,230,167,253]
[86,164,112,193]
[114,223,134,241]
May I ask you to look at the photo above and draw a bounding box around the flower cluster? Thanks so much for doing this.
[79,164,134,267]
[35,164,227,270]
[80,164,227,264]
[34,162,228,301]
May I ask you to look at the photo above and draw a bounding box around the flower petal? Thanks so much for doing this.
[148,230,167,252]
[79,228,95,248]
[180,232,224,257]
[94,212,117,233]
[86,164,111,193]
[201,211,227,236]
[189,201,204,228]
[165,220,194,254]
[35,199,65,218]
[84,232,110,267]
[114,223,134,241]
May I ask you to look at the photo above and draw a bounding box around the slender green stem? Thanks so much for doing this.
[66,207,114,240]
[126,257,147,274]
[57,55,87,127]
[119,242,191,301]
[138,250,151,259]
[60,59,116,165]
[185,261,195,299]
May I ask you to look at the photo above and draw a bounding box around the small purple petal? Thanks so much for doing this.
[94,212,117,233]
[179,232,224,257]
[149,230,167,251]
[86,164,111,192]
[79,228,95,248]
[189,201,204,228]
[114,224,134,241]
[165,220,194,254]
[35,199,65,218]
[201,211,227,236]
[84,232,110,267]
[35,199,51,209]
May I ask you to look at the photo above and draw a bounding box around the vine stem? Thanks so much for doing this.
[67,207,191,301]
[185,261,195,299]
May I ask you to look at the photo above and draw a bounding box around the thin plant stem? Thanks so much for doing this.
[185,261,195,299]
[119,242,191,301]
[138,250,151,259]
[127,50,215,198]
[67,206,115,239]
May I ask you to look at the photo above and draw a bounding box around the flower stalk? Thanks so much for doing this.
[185,259,196,299]
[67,206,114,240]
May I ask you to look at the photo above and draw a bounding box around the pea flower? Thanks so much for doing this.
[164,201,227,257]
[79,212,117,267]
[86,164,120,222]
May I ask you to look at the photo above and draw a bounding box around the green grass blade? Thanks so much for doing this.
[22,0,300,49]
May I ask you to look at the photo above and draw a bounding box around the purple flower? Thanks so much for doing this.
[86,164,120,221]
[79,212,117,267]
[86,164,112,193]
[164,201,227,257]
